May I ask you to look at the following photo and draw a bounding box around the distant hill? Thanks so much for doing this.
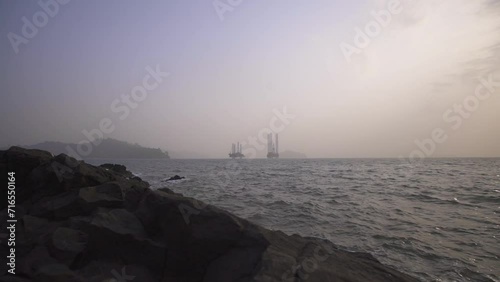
[279,150,307,159]
[25,138,169,159]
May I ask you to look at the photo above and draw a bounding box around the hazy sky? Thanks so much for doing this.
[1,0,499,158]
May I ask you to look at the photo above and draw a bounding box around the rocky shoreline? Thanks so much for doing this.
[0,147,419,282]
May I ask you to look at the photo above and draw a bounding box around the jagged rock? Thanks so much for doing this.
[99,163,129,175]
[29,190,82,219]
[22,215,60,248]
[100,163,145,182]
[114,181,150,211]
[164,175,185,181]
[78,182,124,209]
[134,191,269,281]
[49,227,88,265]
[91,209,146,237]
[77,261,157,282]
[34,263,81,282]
[0,147,53,210]
[18,246,59,278]
[22,215,49,235]
[0,147,419,282]
[71,208,166,277]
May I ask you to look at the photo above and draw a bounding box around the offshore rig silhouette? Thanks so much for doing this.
[229,142,244,159]
[266,133,279,158]
[229,133,279,159]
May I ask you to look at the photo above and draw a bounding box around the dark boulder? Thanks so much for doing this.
[29,190,83,219]
[0,147,53,210]
[99,163,129,175]
[76,261,157,282]
[22,215,59,247]
[71,208,166,278]
[100,163,145,182]
[34,263,81,282]
[78,182,124,209]
[49,227,88,266]
[164,175,185,181]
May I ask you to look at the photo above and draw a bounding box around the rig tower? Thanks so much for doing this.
[267,133,279,159]
[229,142,244,159]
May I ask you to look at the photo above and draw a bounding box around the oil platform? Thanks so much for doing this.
[229,142,244,159]
[267,133,279,158]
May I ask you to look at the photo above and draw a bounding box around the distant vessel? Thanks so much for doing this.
[267,133,279,159]
[229,142,244,159]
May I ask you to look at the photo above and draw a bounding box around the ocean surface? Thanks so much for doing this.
[87,158,500,282]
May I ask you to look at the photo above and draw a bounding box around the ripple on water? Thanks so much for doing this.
[86,158,500,281]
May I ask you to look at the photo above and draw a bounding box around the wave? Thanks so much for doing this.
[113,158,500,282]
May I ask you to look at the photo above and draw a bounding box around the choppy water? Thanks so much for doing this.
[87,158,500,282]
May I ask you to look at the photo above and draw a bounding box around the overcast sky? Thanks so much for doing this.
[1,0,499,158]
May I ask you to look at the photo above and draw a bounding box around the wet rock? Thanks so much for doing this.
[164,175,185,181]
[100,163,145,182]
[99,163,129,175]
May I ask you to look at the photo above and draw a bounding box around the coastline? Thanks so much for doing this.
[0,147,419,281]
